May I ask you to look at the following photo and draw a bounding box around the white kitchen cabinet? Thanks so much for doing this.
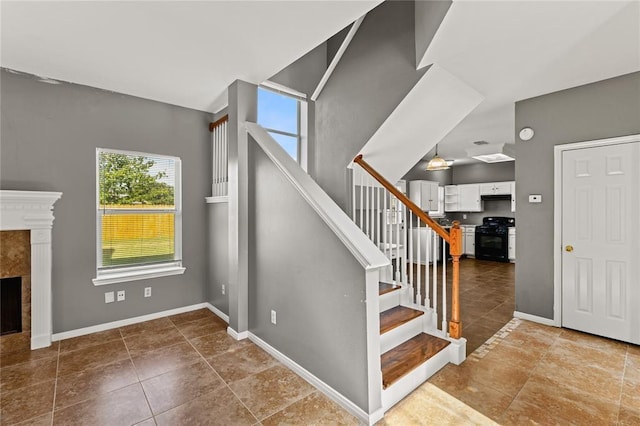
[458,184,483,212]
[409,180,439,211]
[508,228,516,261]
[511,181,516,212]
[444,185,459,212]
[463,226,475,256]
[479,181,512,196]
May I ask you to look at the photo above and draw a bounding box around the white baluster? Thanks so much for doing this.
[383,190,388,260]
[442,237,448,333]
[433,233,439,326]
[425,228,431,309]
[408,213,414,299]
[352,169,356,223]
[416,220,422,306]
[395,197,400,283]
[359,171,364,232]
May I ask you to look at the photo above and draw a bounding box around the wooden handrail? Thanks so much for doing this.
[353,155,450,242]
[208,115,229,132]
[353,154,462,339]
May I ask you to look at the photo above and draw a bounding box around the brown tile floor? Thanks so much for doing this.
[3,259,638,425]
[425,319,640,425]
[0,309,357,425]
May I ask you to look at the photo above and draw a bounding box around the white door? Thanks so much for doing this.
[562,141,639,344]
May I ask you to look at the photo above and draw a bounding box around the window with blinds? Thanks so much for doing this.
[95,149,183,284]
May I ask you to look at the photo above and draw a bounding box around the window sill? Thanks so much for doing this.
[93,265,186,286]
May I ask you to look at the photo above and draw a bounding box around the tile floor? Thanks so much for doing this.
[426,318,640,425]
[0,309,357,425]
[2,259,638,425]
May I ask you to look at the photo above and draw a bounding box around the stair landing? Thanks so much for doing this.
[381,333,450,389]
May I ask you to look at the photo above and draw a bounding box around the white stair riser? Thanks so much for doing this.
[380,316,423,354]
[381,345,450,410]
[379,291,401,312]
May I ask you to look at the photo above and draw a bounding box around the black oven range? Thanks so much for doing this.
[474,216,515,262]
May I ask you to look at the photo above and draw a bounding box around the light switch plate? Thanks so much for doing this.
[105,291,114,303]
[529,194,542,203]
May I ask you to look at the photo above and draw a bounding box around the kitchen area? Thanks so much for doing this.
[405,160,516,264]
[404,160,517,354]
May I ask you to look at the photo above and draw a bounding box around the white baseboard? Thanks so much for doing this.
[248,332,377,425]
[31,334,52,350]
[227,327,249,341]
[51,303,209,341]
[514,311,556,327]
[205,303,229,323]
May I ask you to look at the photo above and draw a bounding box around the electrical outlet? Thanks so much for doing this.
[270,310,277,325]
[221,284,225,295]
[144,287,152,298]
[105,291,114,303]
[463,214,467,220]
[117,290,125,301]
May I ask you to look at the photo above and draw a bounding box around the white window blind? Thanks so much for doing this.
[94,149,184,284]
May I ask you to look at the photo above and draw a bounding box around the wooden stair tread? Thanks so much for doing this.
[379,282,401,296]
[381,333,451,389]
[380,306,424,334]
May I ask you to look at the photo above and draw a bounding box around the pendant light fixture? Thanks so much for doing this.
[426,144,450,171]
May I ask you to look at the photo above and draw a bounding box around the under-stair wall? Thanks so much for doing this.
[245,123,389,423]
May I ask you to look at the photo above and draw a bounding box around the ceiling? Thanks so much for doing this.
[0,1,381,112]
[1,1,638,166]
[419,0,640,165]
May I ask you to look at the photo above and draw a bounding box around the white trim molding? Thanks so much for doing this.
[227,327,249,341]
[0,190,62,350]
[206,303,229,323]
[245,122,390,271]
[52,302,212,341]
[514,311,557,327]
[553,133,640,328]
[248,332,382,425]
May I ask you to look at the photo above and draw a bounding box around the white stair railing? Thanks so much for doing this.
[352,167,406,284]
[352,162,454,337]
[210,115,229,197]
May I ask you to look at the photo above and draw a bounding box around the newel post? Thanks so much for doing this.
[449,221,463,339]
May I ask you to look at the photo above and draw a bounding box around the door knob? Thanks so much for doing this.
[565,245,574,252]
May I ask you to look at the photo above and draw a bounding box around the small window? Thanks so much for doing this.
[257,86,307,168]
[93,149,185,285]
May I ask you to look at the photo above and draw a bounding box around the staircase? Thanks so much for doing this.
[353,155,467,413]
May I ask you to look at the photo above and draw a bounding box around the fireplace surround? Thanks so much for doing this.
[0,190,62,349]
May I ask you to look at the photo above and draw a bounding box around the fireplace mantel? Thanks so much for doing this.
[0,190,62,349]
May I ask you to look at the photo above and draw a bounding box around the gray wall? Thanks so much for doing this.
[1,69,212,333]
[269,43,327,98]
[248,140,370,412]
[452,161,515,184]
[514,71,640,319]
[208,203,229,315]
[314,0,428,210]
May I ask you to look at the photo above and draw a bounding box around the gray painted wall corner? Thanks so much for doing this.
[514,71,640,319]
[0,68,212,332]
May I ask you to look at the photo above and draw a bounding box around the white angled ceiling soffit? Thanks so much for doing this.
[416,0,640,163]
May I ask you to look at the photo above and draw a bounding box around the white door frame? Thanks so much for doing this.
[553,133,640,327]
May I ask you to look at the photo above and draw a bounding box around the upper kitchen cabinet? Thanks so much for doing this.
[479,181,512,195]
[458,184,483,212]
[409,180,439,211]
